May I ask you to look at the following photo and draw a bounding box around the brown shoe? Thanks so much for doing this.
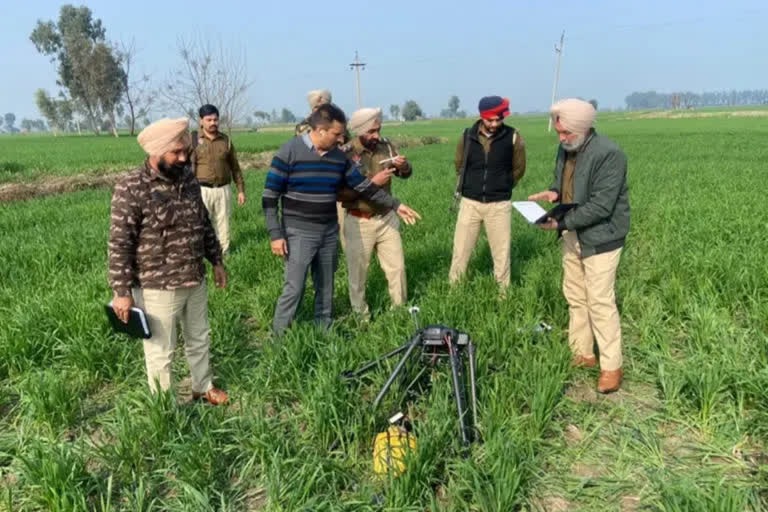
[597,369,623,394]
[192,387,229,405]
[571,355,597,368]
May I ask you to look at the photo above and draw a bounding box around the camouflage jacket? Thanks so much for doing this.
[108,161,223,297]
[339,137,412,214]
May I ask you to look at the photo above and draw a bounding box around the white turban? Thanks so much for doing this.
[348,107,382,134]
[550,99,596,135]
[307,89,332,110]
[137,118,191,156]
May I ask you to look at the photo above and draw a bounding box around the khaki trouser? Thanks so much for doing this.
[200,185,232,255]
[132,284,214,394]
[337,202,346,250]
[343,210,407,315]
[561,230,623,371]
[449,197,511,288]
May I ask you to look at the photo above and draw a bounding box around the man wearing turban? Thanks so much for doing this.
[529,98,630,393]
[337,107,413,319]
[449,95,527,293]
[108,118,229,404]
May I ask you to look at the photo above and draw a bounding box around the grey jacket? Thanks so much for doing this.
[550,130,630,258]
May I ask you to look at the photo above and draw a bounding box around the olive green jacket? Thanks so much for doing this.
[550,129,630,258]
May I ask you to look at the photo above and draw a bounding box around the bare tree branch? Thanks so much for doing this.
[117,38,155,135]
[156,35,252,133]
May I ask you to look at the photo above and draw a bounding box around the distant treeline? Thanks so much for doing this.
[625,90,768,110]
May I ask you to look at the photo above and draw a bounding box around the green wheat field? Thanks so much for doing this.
[0,113,766,510]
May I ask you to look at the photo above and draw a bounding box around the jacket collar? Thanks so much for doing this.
[469,119,511,142]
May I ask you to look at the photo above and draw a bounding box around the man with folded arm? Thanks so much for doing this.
[262,103,421,335]
[108,118,229,405]
[529,98,630,393]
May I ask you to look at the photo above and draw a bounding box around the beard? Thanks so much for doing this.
[361,135,377,150]
[157,158,186,178]
[562,134,586,152]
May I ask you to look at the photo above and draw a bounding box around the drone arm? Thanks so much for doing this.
[373,332,422,410]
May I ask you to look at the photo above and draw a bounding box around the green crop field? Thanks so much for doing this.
[1,115,767,510]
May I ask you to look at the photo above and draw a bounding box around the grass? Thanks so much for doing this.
[1,115,767,509]
[0,131,291,184]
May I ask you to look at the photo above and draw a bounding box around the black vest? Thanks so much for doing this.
[461,123,516,203]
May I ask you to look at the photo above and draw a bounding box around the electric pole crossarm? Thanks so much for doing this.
[349,50,367,109]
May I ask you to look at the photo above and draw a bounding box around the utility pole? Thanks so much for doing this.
[547,31,565,132]
[349,50,366,109]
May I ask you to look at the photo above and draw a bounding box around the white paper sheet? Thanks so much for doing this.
[512,201,547,224]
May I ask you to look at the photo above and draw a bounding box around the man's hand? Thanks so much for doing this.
[113,295,134,324]
[537,218,559,231]
[392,156,407,169]
[213,264,228,288]
[396,204,422,225]
[271,239,288,258]
[237,191,246,206]
[371,167,396,186]
[528,190,559,202]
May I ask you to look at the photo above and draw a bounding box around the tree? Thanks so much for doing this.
[280,108,296,123]
[588,99,598,110]
[401,100,423,121]
[35,89,69,135]
[389,104,400,121]
[624,88,768,110]
[20,119,33,132]
[157,35,252,133]
[117,38,154,136]
[30,5,126,136]
[253,110,270,124]
[0,117,3,131]
[58,97,75,132]
[4,113,16,131]
[448,95,460,113]
[439,95,462,118]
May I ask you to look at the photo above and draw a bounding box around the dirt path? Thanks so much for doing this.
[0,136,445,203]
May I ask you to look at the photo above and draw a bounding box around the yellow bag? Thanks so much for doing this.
[373,425,417,476]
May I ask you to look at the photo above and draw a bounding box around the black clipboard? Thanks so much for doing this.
[535,203,576,224]
[105,303,152,339]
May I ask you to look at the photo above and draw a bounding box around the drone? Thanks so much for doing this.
[342,307,479,447]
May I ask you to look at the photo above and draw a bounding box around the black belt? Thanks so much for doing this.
[198,182,228,188]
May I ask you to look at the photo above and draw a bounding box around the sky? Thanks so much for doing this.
[2,0,767,122]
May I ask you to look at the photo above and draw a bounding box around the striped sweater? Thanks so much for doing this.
[262,134,400,240]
